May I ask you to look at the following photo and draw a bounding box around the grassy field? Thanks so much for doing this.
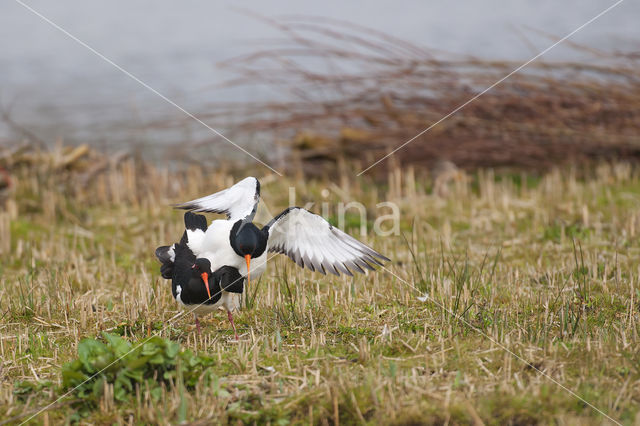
[1,157,639,425]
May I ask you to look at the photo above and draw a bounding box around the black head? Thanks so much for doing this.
[192,258,212,275]
[229,221,267,258]
[192,257,213,299]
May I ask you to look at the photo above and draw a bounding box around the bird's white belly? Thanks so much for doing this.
[221,292,241,312]
[188,302,222,316]
[178,292,240,316]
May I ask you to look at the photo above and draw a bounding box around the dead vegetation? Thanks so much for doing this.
[187,16,640,176]
[0,147,639,424]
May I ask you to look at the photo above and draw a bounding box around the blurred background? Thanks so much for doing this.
[1,0,639,175]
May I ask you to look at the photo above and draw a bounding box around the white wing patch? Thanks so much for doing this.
[175,177,260,221]
[266,208,390,276]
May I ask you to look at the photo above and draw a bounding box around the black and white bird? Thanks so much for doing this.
[156,212,245,338]
[174,177,390,285]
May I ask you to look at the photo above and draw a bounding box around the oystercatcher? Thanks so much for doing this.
[174,177,390,285]
[156,212,244,338]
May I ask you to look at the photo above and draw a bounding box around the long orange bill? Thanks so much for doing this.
[244,254,252,287]
[201,272,211,299]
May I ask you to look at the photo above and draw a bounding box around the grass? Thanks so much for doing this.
[1,157,639,425]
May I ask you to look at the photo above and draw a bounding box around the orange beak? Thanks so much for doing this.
[201,272,211,299]
[244,254,252,287]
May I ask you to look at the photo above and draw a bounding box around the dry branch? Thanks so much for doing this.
[201,17,640,176]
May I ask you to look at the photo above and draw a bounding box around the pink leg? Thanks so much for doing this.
[227,310,238,340]
[195,315,201,336]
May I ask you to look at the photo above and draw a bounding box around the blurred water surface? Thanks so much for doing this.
[0,0,637,157]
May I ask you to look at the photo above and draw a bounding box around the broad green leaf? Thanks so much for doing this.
[77,339,107,373]
[102,332,132,358]
[165,341,180,358]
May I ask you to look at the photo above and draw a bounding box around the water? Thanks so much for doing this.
[0,0,637,158]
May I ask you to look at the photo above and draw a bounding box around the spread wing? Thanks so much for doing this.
[264,207,390,276]
[174,177,260,221]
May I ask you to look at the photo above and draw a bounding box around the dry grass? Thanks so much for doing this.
[1,147,640,425]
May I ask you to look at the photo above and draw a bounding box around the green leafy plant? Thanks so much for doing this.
[61,333,216,407]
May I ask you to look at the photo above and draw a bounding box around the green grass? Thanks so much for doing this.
[1,162,639,424]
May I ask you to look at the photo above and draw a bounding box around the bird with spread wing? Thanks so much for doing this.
[174,177,390,287]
